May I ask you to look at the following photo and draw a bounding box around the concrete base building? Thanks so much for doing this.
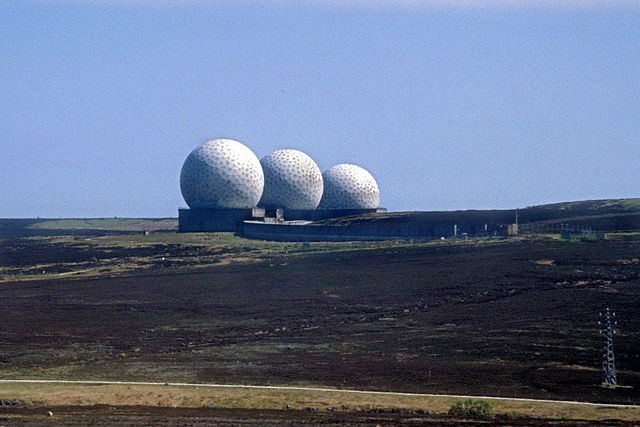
[178,207,385,233]
[178,207,511,241]
[178,208,266,232]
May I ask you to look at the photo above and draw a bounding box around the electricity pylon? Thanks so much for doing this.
[599,308,617,387]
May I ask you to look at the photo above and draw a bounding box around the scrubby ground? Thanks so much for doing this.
[0,224,639,423]
[1,381,639,422]
[2,405,636,426]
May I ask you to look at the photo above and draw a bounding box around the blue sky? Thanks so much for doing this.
[1,0,639,217]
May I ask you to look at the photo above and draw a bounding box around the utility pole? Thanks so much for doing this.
[599,308,618,387]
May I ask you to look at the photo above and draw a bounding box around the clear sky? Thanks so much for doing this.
[2,0,639,217]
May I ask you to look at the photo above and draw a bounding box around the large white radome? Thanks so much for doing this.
[180,139,264,209]
[258,149,323,210]
[318,164,380,209]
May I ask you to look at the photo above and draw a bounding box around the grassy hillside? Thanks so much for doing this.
[0,218,177,237]
[318,198,640,231]
[26,218,178,231]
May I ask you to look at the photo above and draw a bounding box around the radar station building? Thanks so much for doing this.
[178,139,384,238]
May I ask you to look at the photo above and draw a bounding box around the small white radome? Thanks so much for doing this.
[259,149,324,210]
[318,164,379,209]
[180,139,264,209]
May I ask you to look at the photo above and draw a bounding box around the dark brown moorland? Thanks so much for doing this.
[1,207,640,424]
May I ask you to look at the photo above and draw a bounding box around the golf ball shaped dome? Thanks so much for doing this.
[318,164,379,209]
[180,139,264,209]
[259,149,323,210]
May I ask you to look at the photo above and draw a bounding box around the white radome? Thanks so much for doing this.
[258,149,323,210]
[318,164,380,209]
[180,139,264,209]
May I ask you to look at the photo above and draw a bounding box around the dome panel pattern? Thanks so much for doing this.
[258,149,323,210]
[318,164,379,209]
[180,139,264,209]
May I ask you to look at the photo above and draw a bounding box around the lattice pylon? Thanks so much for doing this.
[599,308,617,386]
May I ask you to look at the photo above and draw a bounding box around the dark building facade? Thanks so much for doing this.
[178,208,265,232]
[178,207,383,233]
[178,207,508,242]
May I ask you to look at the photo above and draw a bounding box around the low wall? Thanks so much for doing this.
[241,222,505,242]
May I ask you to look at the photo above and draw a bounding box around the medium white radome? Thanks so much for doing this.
[258,149,323,210]
[180,139,264,209]
[318,164,379,209]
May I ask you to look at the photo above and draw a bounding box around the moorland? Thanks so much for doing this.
[1,199,640,424]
